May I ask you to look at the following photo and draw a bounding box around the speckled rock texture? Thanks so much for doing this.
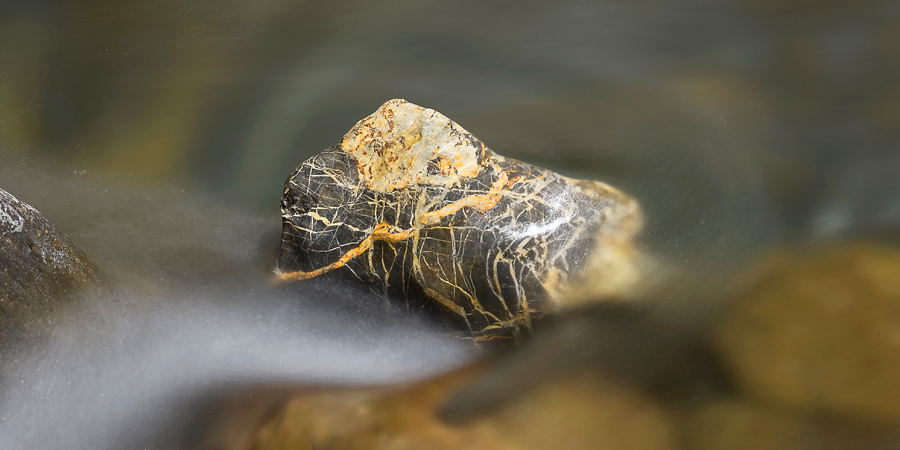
[718,244,900,425]
[0,187,100,347]
[276,99,643,340]
[250,366,676,450]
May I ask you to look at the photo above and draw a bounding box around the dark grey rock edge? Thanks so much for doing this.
[0,187,100,348]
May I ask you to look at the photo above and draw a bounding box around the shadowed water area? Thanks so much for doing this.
[1,0,899,448]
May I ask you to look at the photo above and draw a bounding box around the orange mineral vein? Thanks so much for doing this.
[275,169,509,284]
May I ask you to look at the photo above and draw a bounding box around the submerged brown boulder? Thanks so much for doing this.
[718,244,900,425]
[250,366,676,450]
[0,187,100,347]
[276,99,643,339]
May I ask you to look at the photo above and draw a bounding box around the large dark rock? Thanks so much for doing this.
[275,99,643,340]
[0,187,100,347]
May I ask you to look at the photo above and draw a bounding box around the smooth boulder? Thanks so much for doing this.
[275,99,643,340]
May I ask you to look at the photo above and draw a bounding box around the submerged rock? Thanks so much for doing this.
[276,99,642,339]
[0,187,100,347]
[250,366,676,450]
[718,244,900,425]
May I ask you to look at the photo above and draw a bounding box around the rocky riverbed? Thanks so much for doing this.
[5,176,898,450]
[245,243,900,450]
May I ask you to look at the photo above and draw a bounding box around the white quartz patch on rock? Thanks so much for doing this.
[340,99,485,192]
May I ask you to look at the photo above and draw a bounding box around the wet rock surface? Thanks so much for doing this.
[276,99,642,340]
[0,187,101,347]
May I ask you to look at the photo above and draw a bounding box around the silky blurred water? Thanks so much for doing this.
[0,0,899,448]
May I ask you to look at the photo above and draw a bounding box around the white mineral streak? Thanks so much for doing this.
[505,214,573,240]
[341,99,484,192]
[0,188,27,236]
